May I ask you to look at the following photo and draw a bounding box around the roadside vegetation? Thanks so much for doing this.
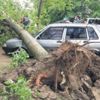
[10,48,29,68]
[2,76,32,100]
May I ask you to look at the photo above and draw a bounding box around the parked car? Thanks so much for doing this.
[2,23,100,56]
[86,18,100,24]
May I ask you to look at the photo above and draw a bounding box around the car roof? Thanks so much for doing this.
[47,23,96,27]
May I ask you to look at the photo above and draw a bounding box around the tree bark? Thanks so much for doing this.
[3,19,49,60]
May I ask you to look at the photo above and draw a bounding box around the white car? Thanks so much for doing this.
[2,23,100,55]
[86,18,100,24]
[36,23,100,52]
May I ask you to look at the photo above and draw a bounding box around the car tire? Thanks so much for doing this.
[12,47,29,56]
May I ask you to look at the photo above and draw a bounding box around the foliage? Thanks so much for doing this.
[0,0,100,27]
[0,25,17,46]
[0,34,12,46]
[10,48,29,68]
[3,76,32,100]
[0,0,22,20]
[35,0,74,24]
[72,0,100,18]
[88,0,100,17]
[34,0,100,25]
[0,0,38,33]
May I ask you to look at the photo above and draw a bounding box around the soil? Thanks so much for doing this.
[0,42,100,100]
[0,47,11,74]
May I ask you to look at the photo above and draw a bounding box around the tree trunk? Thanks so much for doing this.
[3,19,49,60]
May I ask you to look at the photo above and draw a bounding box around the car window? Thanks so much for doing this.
[87,19,100,24]
[87,27,98,40]
[37,27,64,40]
[96,25,100,32]
[66,27,87,40]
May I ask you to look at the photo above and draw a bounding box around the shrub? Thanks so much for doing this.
[4,76,32,100]
[10,48,29,68]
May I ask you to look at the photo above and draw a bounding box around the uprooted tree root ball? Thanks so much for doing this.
[0,41,100,100]
[27,41,100,99]
[31,42,90,88]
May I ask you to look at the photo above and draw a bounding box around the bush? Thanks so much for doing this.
[4,76,32,100]
[10,48,29,68]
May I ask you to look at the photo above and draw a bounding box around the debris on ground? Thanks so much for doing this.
[0,41,100,100]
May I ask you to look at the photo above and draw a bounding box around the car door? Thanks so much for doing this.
[36,27,65,50]
[65,26,89,47]
[87,26,100,51]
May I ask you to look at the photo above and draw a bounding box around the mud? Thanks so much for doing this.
[0,42,100,100]
[0,47,11,74]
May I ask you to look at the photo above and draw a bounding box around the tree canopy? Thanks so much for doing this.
[0,0,100,31]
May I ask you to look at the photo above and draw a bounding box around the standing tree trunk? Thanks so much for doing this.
[3,19,49,60]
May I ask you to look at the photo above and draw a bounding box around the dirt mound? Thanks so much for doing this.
[0,41,100,100]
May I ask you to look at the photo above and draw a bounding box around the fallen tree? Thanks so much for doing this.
[1,19,49,60]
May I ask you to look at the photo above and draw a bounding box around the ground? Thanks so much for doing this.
[0,47,11,74]
[0,45,100,100]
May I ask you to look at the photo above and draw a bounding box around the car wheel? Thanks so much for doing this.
[12,47,29,57]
